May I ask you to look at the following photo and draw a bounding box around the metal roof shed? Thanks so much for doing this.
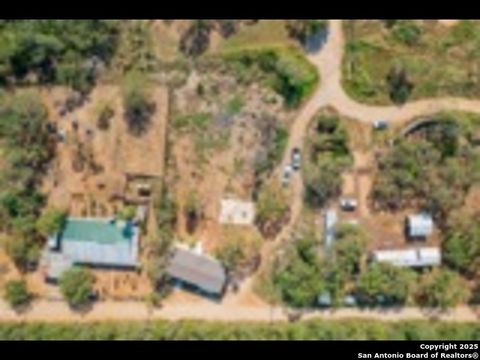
[407,213,433,238]
[372,247,441,268]
[167,246,227,296]
[46,218,139,272]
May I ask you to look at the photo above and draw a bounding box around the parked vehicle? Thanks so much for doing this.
[340,197,358,211]
[373,120,389,130]
[281,164,293,186]
[291,147,301,170]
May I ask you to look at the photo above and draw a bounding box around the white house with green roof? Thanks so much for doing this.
[44,217,139,281]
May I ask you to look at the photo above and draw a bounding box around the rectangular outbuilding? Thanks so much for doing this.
[372,247,441,268]
[167,245,227,297]
[407,213,434,239]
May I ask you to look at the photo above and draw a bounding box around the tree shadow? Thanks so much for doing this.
[69,301,95,315]
[125,103,156,137]
[11,301,34,316]
[304,28,329,54]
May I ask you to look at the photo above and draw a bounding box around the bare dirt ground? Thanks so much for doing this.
[438,20,460,27]
[41,85,168,214]
[168,71,292,254]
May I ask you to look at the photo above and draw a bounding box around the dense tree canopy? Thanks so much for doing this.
[415,269,470,309]
[274,233,326,308]
[0,20,119,91]
[0,92,54,269]
[444,211,480,277]
[372,122,480,219]
[304,114,352,208]
[357,263,417,305]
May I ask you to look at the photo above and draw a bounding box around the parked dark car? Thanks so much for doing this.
[373,120,389,130]
[291,147,301,170]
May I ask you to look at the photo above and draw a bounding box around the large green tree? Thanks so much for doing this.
[274,234,326,308]
[443,212,480,276]
[415,269,470,309]
[0,20,119,90]
[59,267,95,309]
[36,208,67,238]
[3,279,31,308]
[357,263,417,305]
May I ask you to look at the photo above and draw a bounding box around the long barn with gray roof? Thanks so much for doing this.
[167,245,227,297]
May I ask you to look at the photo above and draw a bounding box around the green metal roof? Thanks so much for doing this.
[60,218,134,244]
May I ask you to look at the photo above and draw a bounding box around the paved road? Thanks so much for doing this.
[3,20,480,324]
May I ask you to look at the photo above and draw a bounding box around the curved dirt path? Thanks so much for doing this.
[315,20,480,124]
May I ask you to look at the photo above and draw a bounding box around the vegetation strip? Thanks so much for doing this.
[0,319,479,340]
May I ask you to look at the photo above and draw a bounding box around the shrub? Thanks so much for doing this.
[415,268,470,309]
[59,267,95,309]
[224,47,318,107]
[179,20,212,57]
[36,208,67,237]
[255,182,289,238]
[122,71,155,136]
[96,104,114,130]
[391,21,423,46]
[3,280,31,308]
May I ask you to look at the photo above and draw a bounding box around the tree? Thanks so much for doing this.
[386,65,414,104]
[3,279,31,308]
[286,20,327,45]
[443,212,480,276]
[96,103,114,130]
[216,20,238,38]
[304,160,344,207]
[357,263,416,305]
[59,267,95,308]
[4,236,41,272]
[255,181,289,238]
[415,268,470,309]
[274,234,326,308]
[117,205,136,221]
[391,21,422,46]
[215,230,261,275]
[122,71,154,136]
[0,20,118,88]
[332,224,368,277]
[36,208,67,238]
[304,113,352,208]
[179,20,212,57]
[372,134,476,218]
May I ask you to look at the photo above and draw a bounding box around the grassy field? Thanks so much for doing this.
[217,20,294,54]
[0,319,479,340]
[343,20,480,105]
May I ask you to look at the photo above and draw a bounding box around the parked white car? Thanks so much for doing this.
[340,197,358,211]
[373,120,389,130]
[281,164,293,186]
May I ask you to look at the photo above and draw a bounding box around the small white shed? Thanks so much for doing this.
[407,213,434,238]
